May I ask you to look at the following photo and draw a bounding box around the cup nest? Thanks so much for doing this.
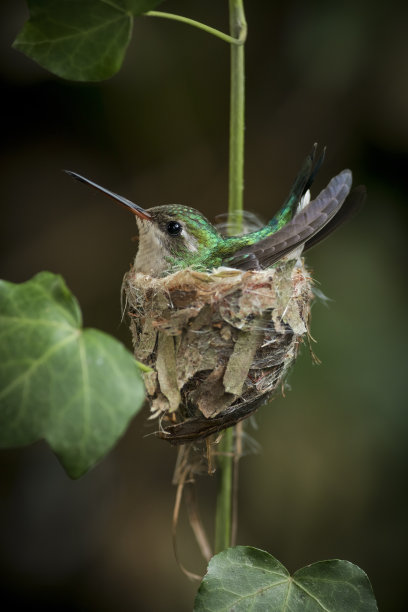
[122,258,313,445]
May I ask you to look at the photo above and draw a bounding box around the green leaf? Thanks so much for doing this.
[13,0,165,81]
[194,546,378,612]
[0,272,145,478]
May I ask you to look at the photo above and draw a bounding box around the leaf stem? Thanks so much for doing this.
[215,0,246,555]
[134,359,153,373]
[144,11,245,46]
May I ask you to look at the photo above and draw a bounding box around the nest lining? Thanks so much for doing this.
[123,260,313,444]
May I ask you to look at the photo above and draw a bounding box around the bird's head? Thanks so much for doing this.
[65,171,220,276]
[133,204,221,276]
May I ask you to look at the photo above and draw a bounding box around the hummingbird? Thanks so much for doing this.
[66,145,365,277]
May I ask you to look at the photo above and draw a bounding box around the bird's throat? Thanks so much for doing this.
[134,223,170,276]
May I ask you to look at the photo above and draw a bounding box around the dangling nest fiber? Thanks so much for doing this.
[123,258,313,445]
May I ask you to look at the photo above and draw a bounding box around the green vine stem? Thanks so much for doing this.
[227,0,247,235]
[215,427,234,553]
[215,0,247,555]
[147,0,247,557]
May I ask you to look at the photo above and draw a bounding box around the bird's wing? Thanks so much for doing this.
[303,185,366,252]
[268,143,326,231]
[224,169,352,270]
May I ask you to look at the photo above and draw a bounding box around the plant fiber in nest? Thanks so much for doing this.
[123,260,313,444]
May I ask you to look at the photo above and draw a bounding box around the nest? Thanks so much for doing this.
[123,259,313,445]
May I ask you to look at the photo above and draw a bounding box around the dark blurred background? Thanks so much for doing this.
[1,0,407,610]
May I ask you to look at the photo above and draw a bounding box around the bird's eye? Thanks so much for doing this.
[166,221,182,236]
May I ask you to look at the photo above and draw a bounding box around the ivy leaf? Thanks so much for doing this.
[0,272,145,478]
[13,0,165,81]
[194,546,378,612]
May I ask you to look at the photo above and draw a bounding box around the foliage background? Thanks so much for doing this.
[0,1,407,610]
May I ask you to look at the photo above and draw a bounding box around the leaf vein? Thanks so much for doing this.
[292,580,331,611]
[0,332,78,401]
[77,334,91,458]
[17,15,128,47]
[214,578,289,612]
[0,315,73,330]
[281,579,292,612]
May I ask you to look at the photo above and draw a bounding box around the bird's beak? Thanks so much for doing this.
[65,170,152,221]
